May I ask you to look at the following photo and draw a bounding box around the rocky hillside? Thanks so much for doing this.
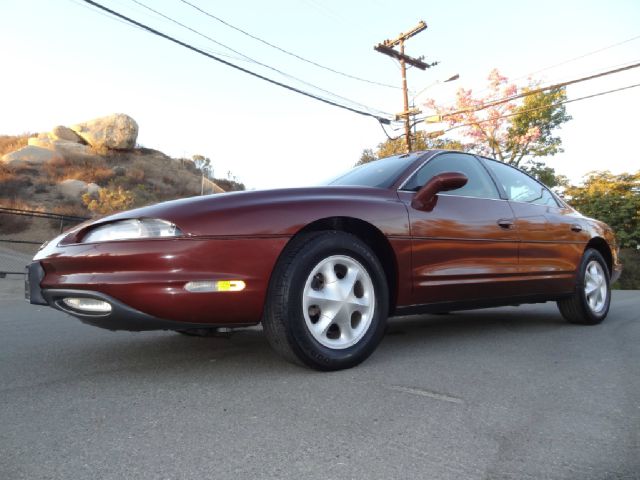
[0,114,237,218]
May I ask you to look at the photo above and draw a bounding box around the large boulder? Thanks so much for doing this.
[57,179,86,199]
[86,182,101,195]
[27,136,54,149]
[57,179,102,199]
[53,141,92,156]
[1,146,61,167]
[51,125,84,143]
[28,137,92,156]
[71,113,138,150]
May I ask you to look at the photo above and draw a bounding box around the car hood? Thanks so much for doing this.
[62,186,405,240]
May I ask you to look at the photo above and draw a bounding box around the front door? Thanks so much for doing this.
[398,152,519,305]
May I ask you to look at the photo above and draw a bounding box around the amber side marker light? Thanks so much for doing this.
[184,280,246,293]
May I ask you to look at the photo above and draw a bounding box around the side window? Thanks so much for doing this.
[402,153,500,200]
[484,159,559,207]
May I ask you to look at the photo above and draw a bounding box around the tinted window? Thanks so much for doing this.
[402,153,500,199]
[484,159,559,207]
[327,155,416,188]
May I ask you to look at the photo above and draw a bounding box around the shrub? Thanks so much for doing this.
[214,178,245,192]
[177,157,199,174]
[0,133,34,156]
[128,167,145,182]
[83,184,133,215]
[0,176,32,198]
[162,175,177,187]
[48,203,91,230]
[34,182,49,193]
[616,248,640,290]
[42,156,68,180]
[0,212,31,235]
[51,203,90,218]
[43,151,115,185]
[0,164,15,182]
[0,199,39,235]
[131,184,159,208]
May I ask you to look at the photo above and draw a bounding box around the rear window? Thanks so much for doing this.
[483,159,559,207]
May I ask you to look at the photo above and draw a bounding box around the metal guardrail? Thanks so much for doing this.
[0,206,88,220]
[0,208,89,277]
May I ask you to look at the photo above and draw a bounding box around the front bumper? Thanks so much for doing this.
[27,262,234,331]
[47,287,253,331]
[27,235,289,330]
[25,261,46,305]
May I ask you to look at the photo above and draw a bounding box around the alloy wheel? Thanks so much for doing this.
[584,260,608,314]
[302,255,375,349]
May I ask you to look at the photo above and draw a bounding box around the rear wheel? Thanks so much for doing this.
[557,248,611,325]
[263,231,389,371]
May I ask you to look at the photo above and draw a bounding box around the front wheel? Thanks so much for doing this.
[263,231,389,371]
[557,248,611,325]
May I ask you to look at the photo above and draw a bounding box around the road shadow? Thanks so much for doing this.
[387,303,565,336]
[31,302,571,379]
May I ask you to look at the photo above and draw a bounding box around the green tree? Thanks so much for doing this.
[505,86,571,166]
[424,69,571,166]
[565,171,640,248]
[192,154,212,179]
[526,160,569,189]
[420,69,571,186]
[213,177,246,192]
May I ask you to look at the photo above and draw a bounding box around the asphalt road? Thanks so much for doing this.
[1,280,638,480]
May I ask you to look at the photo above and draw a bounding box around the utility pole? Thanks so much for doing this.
[374,21,437,152]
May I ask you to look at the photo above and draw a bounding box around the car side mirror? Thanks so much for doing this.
[411,172,468,211]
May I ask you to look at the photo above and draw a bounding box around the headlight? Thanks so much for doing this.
[82,219,182,243]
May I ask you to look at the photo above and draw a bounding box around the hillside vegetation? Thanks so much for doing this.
[0,120,244,223]
[3,146,205,216]
[0,134,33,157]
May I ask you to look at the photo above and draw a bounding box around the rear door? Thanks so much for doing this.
[397,152,520,305]
[481,158,588,295]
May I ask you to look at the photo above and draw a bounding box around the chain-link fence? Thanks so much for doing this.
[0,207,88,277]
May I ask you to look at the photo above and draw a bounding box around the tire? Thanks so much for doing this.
[263,231,389,371]
[557,248,611,325]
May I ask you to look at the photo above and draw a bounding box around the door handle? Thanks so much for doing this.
[571,224,583,232]
[497,219,514,229]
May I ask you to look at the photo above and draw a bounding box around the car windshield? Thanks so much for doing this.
[325,154,418,188]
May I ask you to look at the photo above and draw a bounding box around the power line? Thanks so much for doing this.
[128,0,390,117]
[78,0,392,124]
[378,121,401,141]
[303,0,345,26]
[430,61,640,121]
[521,58,640,94]
[128,0,260,64]
[417,82,640,133]
[177,0,400,89]
[70,0,149,33]
[516,33,640,81]
[473,34,640,97]
[73,0,252,64]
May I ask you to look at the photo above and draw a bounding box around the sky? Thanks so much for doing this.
[2,0,639,190]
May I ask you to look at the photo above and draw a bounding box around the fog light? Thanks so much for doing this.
[62,297,112,313]
[184,280,246,292]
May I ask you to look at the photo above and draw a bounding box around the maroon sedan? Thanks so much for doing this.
[27,150,622,370]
